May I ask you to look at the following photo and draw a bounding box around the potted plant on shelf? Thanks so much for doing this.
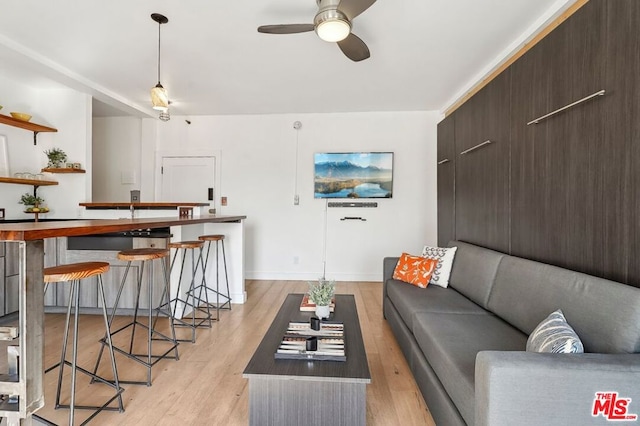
[307,277,335,319]
[19,193,49,213]
[44,148,68,168]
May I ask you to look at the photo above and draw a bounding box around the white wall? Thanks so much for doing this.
[2,81,439,281]
[92,117,141,201]
[136,111,440,281]
[0,78,91,219]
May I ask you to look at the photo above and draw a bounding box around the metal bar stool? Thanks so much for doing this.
[197,234,231,320]
[161,241,213,343]
[42,262,124,426]
[92,248,179,387]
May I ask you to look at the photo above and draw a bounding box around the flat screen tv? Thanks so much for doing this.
[314,152,393,199]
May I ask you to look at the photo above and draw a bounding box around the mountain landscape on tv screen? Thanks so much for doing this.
[314,161,393,198]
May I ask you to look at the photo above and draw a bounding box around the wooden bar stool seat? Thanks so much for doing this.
[93,248,179,387]
[41,262,124,426]
[117,248,169,261]
[44,262,110,283]
[199,235,224,242]
[168,241,204,250]
[159,240,213,343]
[197,234,232,318]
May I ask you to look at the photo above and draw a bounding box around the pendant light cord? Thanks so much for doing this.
[157,21,162,84]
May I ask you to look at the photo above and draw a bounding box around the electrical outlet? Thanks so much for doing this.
[221,196,228,206]
[294,195,299,205]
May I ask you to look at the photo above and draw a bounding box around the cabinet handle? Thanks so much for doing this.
[527,89,606,125]
[437,159,450,165]
[460,140,492,155]
[340,217,367,221]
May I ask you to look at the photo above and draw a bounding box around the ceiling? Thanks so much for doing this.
[0,0,576,117]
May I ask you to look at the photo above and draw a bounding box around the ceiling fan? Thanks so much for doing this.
[258,0,377,62]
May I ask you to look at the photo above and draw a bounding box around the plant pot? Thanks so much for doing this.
[315,305,330,319]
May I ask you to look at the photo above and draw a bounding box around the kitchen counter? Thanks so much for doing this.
[0,214,246,422]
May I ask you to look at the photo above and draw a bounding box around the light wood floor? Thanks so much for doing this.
[35,280,435,425]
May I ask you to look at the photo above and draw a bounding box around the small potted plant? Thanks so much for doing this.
[308,277,336,319]
[19,193,49,213]
[44,148,68,168]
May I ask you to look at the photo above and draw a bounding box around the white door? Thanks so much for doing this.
[160,156,215,204]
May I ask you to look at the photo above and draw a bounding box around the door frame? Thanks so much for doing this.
[154,149,222,209]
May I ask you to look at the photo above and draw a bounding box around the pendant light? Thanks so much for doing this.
[150,13,169,112]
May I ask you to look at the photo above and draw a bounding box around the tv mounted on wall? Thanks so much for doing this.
[314,152,394,199]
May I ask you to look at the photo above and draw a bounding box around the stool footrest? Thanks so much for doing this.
[188,285,232,311]
[160,298,214,328]
[174,317,214,328]
[44,360,125,424]
[99,319,180,378]
[47,361,124,395]
[110,344,180,368]
[106,320,177,343]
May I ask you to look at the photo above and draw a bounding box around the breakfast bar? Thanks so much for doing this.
[0,215,246,424]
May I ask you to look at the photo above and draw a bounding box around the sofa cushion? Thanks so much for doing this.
[488,255,640,353]
[413,312,527,425]
[386,279,489,330]
[448,241,506,309]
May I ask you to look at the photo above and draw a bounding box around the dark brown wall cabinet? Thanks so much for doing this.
[510,0,606,276]
[455,70,511,254]
[437,114,455,247]
[437,0,640,288]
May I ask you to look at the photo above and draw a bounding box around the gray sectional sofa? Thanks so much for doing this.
[383,241,640,426]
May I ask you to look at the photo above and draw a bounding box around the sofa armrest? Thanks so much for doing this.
[476,351,640,426]
[383,257,399,283]
[382,257,399,319]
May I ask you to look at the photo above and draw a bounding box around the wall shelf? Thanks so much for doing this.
[0,177,58,206]
[41,168,85,174]
[0,177,58,187]
[0,113,58,145]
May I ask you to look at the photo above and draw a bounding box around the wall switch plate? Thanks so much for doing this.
[221,196,228,206]
[294,195,299,205]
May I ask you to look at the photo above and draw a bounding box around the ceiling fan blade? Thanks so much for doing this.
[258,24,315,34]
[337,0,376,21]
[337,33,370,62]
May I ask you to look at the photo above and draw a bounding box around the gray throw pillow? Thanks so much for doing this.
[526,309,584,353]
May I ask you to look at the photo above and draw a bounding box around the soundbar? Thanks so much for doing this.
[328,202,378,208]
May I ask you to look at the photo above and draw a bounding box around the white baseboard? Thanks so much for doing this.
[246,271,381,282]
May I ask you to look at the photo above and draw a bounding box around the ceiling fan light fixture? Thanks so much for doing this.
[314,10,351,42]
[151,83,169,111]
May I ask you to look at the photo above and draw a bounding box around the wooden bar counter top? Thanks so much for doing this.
[79,202,210,209]
[0,215,246,241]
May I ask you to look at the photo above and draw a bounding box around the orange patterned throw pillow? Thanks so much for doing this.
[393,253,439,288]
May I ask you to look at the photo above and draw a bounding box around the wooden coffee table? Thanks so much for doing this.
[243,293,371,426]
